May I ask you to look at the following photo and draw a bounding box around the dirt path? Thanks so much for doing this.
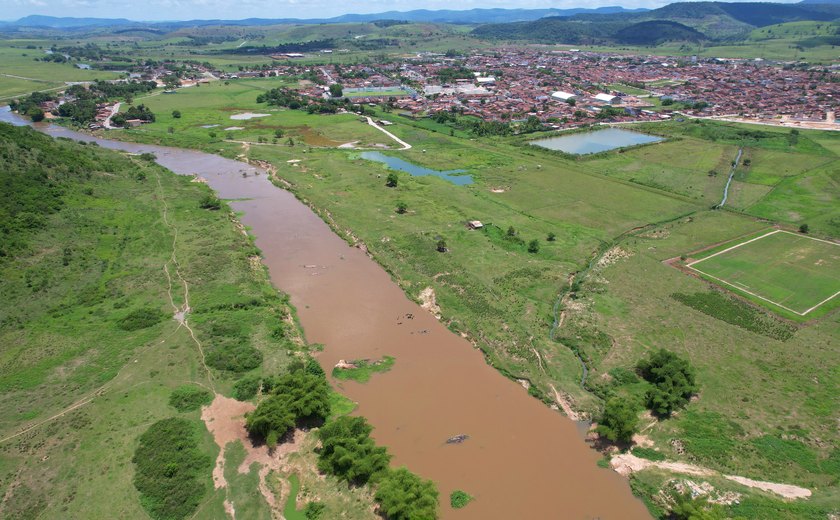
[365,117,412,150]
[154,170,215,390]
[550,384,581,422]
[610,453,811,499]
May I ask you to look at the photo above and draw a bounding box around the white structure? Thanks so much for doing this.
[594,93,619,104]
[476,76,496,85]
[551,91,576,101]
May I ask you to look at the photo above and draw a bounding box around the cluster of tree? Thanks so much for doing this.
[436,66,475,83]
[219,39,335,55]
[317,415,439,519]
[257,86,357,115]
[431,110,549,137]
[245,360,331,449]
[8,91,56,122]
[111,104,156,127]
[596,349,697,444]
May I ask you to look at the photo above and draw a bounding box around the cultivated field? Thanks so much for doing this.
[688,230,840,316]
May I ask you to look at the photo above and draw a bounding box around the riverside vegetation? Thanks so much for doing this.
[0,123,438,519]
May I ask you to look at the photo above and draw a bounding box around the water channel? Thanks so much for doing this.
[1,107,650,519]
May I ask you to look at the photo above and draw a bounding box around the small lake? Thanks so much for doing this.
[531,127,663,155]
[360,151,473,185]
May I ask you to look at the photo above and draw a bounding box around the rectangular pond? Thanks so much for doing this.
[530,127,663,155]
[360,151,473,185]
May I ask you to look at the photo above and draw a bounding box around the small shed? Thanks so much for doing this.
[467,220,484,229]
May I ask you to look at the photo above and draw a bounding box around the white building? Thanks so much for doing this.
[594,93,619,104]
[551,91,576,101]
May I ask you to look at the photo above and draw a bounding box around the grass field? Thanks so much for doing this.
[688,230,840,316]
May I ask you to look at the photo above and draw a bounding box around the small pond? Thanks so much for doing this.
[360,151,473,185]
[530,127,663,155]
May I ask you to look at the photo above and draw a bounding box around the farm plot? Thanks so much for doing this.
[688,230,840,316]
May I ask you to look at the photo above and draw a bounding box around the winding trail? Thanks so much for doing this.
[365,116,412,150]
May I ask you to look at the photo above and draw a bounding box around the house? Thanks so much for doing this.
[467,220,484,229]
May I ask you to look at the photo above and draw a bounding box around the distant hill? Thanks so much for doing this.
[472,1,840,44]
[6,7,648,30]
[14,15,134,28]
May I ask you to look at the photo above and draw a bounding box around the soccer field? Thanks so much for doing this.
[688,230,840,315]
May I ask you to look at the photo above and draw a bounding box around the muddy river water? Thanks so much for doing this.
[2,108,650,519]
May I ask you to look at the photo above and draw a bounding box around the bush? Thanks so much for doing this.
[132,418,212,520]
[205,343,262,372]
[637,349,697,417]
[199,194,221,210]
[168,385,213,412]
[527,239,540,253]
[396,201,407,214]
[386,172,398,187]
[271,371,331,425]
[316,416,390,485]
[375,468,439,520]
[172,110,181,119]
[450,490,473,509]
[233,375,262,400]
[118,307,166,331]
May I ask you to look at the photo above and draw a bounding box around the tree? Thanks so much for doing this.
[317,416,391,485]
[506,226,516,237]
[386,173,398,187]
[547,232,556,241]
[329,83,343,98]
[29,108,45,122]
[436,239,447,253]
[172,110,182,119]
[271,371,331,426]
[799,223,809,234]
[637,349,697,417]
[375,468,439,520]
[274,128,284,138]
[395,201,407,214]
[595,397,639,444]
[527,239,540,253]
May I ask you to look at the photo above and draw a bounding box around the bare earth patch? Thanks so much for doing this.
[418,287,442,319]
[610,453,811,499]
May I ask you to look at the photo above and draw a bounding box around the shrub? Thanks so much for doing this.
[205,343,262,372]
[233,375,262,400]
[386,172,398,187]
[450,490,473,509]
[118,307,166,331]
[375,468,439,520]
[168,385,213,412]
[637,349,697,417]
[132,418,212,520]
[199,194,221,210]
[396,201,407,214]
[527,239,540,253]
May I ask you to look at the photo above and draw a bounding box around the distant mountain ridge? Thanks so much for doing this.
[473,1,840,44]
[6,7,648,29]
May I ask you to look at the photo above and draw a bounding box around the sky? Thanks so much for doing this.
[1,0,801,21]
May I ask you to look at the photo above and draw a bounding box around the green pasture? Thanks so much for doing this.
[689,230,840,315]
[117,78,391,148]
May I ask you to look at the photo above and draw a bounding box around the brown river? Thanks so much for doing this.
[2,108,650,519]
